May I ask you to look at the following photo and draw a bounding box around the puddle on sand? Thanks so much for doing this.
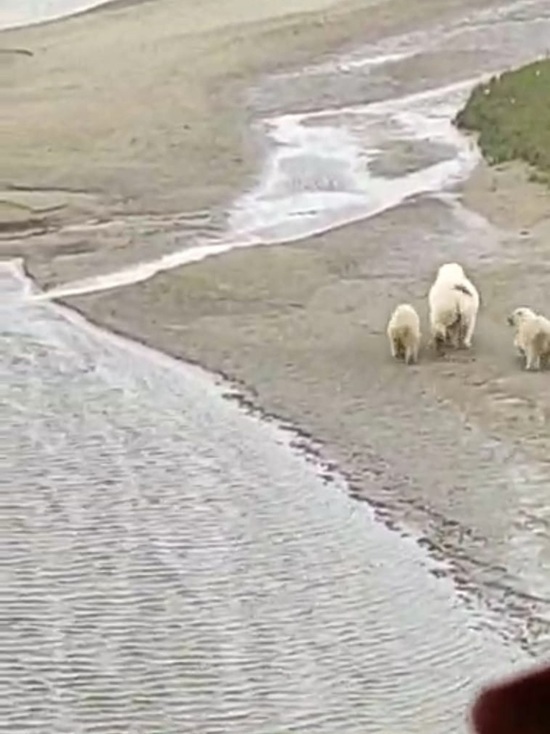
[1,261,528,733]
[229,79,481,243]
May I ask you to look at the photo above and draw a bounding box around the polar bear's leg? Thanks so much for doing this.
[525,344,541,371]
[513,334,525,356]
[463,310,477,349]
[390,332,406,360]
[432,326,448,354]
[412,341,420,364]
[389,333,398,359]
[430,319,447,353]
[448,320,461,349]
[404,340,418,365]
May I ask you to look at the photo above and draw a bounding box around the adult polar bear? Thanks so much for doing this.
[429,263,480,350]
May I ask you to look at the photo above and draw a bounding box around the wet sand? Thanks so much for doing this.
[2,0,502,243]
[3,0,550,655]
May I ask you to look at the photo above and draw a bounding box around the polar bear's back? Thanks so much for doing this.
[388,303,420,332]
[429,271,479,322]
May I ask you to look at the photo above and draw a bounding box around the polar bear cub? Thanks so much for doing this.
[507,306,550,371]
[387,303,421,364]
[428,262,480,350]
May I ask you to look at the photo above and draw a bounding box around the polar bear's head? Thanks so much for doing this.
[437,262,465,280]
[507,306,537,328]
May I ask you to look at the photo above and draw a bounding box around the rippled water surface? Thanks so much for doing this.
[1,263,526,732]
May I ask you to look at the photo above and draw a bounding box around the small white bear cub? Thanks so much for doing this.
[387,303,421,365]
[507,306,550,371]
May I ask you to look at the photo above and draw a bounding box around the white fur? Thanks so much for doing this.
[428,262,480,349]
[507,306,550,371]
[387,303,421,364]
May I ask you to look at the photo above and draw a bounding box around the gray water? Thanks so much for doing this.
[1,262,526,732]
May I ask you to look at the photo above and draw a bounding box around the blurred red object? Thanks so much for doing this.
[471,662,550,734]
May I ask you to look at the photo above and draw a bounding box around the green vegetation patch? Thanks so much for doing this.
[455,58,550,182]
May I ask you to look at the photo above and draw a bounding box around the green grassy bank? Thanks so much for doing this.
[455,58,550,184]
